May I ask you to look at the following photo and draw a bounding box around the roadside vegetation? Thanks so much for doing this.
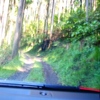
[43,40,100,89]
[0,56,22,79]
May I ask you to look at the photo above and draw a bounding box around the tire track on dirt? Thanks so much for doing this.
[8,54,34,81]
[41,61,60,85]
[35,56,60,85]
[8,64,33,81]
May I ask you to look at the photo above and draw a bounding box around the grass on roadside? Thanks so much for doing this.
[0,56,23,79]
[43,41,100,89]
[25,62,44,82]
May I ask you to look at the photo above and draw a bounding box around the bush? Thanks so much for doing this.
[21,21,45,47]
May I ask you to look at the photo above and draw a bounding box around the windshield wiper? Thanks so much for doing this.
[0,81,43,89]
[41,85,100,93]
[0,81,99,93]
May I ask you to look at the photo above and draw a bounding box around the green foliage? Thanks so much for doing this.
[0,56,22,79]
[52,41,60,47]
[27,44,42,56]
[88,46,100,61]
[22,22,37,45]
[21,21,45,46]
[70,9,85,22]
[43,40,100,89]
[90,9,100,22]
[54,13,70,30]
[26,0,32,4]
[60,9,85,37]
[72,20,100,38]
[59,8,100,43]
[0,43,12,65]
[54,14,58,25]
[97,0,100,8]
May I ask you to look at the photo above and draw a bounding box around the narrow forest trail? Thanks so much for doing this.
[7,54,60,85]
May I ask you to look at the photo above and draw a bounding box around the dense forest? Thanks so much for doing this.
[0,0,100,89]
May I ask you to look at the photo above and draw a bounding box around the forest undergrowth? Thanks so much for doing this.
[42,38,100,89]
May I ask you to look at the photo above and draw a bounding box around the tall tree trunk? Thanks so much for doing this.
[65,0,67,12]
[67,0,71,13]
[89,0,93,11]
[0,0,9,46]
[12,0,25,58]
[58,0,62,23]
[50,0,56,39]
[80,0,82,8]
[62,0,66,14]
[37,0,42,34]
[86,0,89,22]
[82,0,86,10]
[0,0,4,24]
[44,0,50,35]
[6,1,16,45]
[0,0,4,45]
[92,0,96,10]
[70,0,73,12]
[70,0,75,12]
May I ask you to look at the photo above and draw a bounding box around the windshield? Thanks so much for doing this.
[0,0,100,91]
